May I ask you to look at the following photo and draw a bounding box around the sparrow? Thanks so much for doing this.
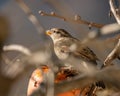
[46,28,99,67]
[46,28,105,95]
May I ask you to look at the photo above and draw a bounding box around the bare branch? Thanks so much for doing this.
[74,15,104,28]
[39,11,66,21]
[3,44,32,56]
[82,23,120,45]
[109,0,120,24]
[16,0,45,34]
[104,39,120,66]
[39,10,105,28]
[100,23,120,35]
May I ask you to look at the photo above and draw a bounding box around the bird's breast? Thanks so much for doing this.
[54,47,69,60]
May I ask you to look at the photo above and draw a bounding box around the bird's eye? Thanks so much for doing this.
[56,31,60,34]
[53,30,56,33]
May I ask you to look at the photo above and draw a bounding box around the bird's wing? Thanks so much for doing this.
[73,45,99,64]
[60,44,98,60]
[55,38,99,64]
[67,38,99,62]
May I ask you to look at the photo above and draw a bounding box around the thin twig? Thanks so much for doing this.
[100,23,120,35]
[74,15,104,28]
[16,0,45,34]
[3,44,32,56]
[39,11,66,21]
[82,23,120,45]
[39,10,105,28]
[109,0,120,24]
[104,39,120,66]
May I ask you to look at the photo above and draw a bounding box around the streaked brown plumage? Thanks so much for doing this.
[46,28,105,94]
[46,28,99,66]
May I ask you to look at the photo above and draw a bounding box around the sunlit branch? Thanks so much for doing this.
[104,39,120,66]
[39,10,105,28]
[16,0,45,34]
[82,23,120,45]
[109,0,120,24]
[3,44,32,56]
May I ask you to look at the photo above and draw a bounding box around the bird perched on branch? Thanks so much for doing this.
[46,28,105,95]
[46,28,99,67]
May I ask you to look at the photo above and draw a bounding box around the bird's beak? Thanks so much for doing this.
[46,30,52,36]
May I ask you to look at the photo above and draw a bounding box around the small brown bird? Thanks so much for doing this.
[46,28,105,95]
[46,28,99,67]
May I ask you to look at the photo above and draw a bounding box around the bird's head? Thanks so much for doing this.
[46,28,72,43]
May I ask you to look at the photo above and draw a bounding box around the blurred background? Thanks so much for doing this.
[0,0,118,96]
[0,0,115,46]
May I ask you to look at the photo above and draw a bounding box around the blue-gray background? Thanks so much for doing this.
[0,0,119,96]
[0,0,115,46]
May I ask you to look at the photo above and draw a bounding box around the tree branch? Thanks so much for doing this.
[16,0,45,34]
[39,10,105,28]
[104,39,120,66]
[3,44,32,56]
[109,0,120,24]
[82,23,120,45]
[74,15,104,28]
